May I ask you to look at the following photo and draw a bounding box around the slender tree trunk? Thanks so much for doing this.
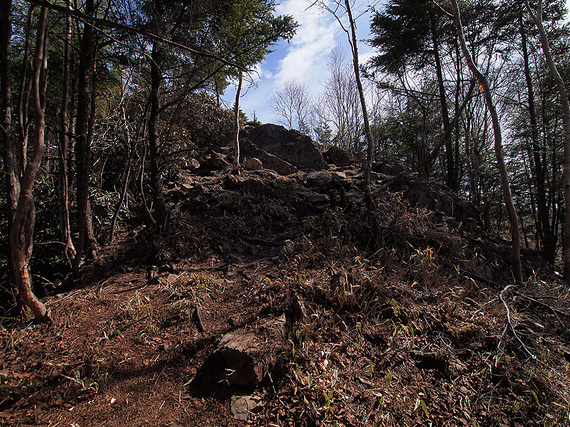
[429,12,456,190]
[525,0,570,280]
[74,0,97,270]
[17,7,34,172]
[9,6,50,322]
[344,0,374,209]
[451,0,522,283]
[1,0,18,226]
[519,11,555,263]
[148,43,167,230]
[58,0,76,266]
[1,0,19,310]
[427,78,476,173]
[233,70,243,170]
[108,104,134,243]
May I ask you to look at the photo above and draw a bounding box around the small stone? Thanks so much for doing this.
[243,156,263,170]
[230,394,264,421]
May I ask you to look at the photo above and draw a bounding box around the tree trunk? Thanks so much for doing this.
[17,7,34,173]
[108,104,134,243]
[1,0,19,310]
[429,11,456,190]
[525,0,570,280]
[58,0,76,266]
[519,10,555,263]
[148,43,167,230]
[451,0,522,284]
[344,0,374,210]
[9,6,50,322]
[233,70,243,170]
[1,0,17,225]
[73,0,97,270]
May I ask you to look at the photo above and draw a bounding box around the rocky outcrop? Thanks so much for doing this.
[323,146,357,168]
[240,138,297,175]
[383,174,482,227]
[243,124,328,171]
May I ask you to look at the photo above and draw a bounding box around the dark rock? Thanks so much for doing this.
[198,151,229,174]
[304,170,351,192]
[299,192,330,205]
[243,124,328,171]
[372,159,407,176]
[323,146,356,167]
[190,316,285,394]
[240,138,297,175]
[385,174,482,227]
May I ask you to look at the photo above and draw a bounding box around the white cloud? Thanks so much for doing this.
[273,0,339,91]
[224,0,377,124]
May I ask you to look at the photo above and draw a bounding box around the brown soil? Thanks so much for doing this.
[1,168,570,426]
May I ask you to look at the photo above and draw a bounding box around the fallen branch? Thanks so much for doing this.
[499,284,537,360]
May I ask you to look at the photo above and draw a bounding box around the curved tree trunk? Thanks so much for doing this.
[451,0,522,284]
[9,6,50,322]
[525,0,570,281]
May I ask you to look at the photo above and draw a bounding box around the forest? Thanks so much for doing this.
[1,0,570,425]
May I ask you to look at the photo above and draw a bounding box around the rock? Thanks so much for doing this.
[299,192,330,205]
[372,158,407,176]
[198,151,229,174]
[230,394,263,421]
[243,156,263,170]
[190,317,285,394]
[243,124,328,171]
[385,174,482,227]
[304,170,350,192]
[323,146,356,167]
[240,138,297,175]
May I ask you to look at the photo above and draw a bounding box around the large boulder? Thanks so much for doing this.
[240,138,297,175]
[243,124,328,171]
[323,146,357,168]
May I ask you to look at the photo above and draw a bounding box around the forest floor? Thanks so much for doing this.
[1,167,570,426]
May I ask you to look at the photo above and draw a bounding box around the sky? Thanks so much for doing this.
[224,0,570,125]
[223,0,381,124]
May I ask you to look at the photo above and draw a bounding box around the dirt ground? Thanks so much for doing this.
[1,168,570,426]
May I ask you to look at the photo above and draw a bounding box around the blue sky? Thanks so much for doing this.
[223,0,381,124]
[224,0,570,125]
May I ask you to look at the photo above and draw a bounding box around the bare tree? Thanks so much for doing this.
[525,0,570,282]
[322,47,362,151]
[450,0,522,283]
[271,80,313,133]
[9,6,50,322]
[317,0,375,207]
